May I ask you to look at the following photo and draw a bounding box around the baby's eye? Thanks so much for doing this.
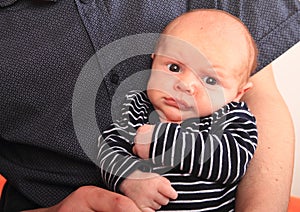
[203,76,217,85]
[167,63,181,72]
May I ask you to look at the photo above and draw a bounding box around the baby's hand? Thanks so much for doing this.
[133,124,155,159]
[120,170,178,212]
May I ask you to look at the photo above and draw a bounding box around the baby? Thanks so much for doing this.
[98,9,258,211]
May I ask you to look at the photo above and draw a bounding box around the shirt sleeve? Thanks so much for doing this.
[190,1,300,72]
[216,0,300,73]
[149,102,258,185]
[97,90,153,192]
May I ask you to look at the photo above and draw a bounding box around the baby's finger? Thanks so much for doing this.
[154,193,170,206]
[158,183,178,200]
[140,207,156,212]
[141,200,161,211]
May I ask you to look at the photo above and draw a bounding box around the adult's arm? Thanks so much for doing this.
[236,64,295,211]
[24,186,141,212]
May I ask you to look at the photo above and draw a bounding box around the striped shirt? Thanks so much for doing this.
[97,90,257,211]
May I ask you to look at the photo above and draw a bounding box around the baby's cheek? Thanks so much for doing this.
[207,88,226,108]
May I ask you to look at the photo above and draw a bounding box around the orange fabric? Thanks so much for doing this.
[288,196,300,212]
[0,175,6,197]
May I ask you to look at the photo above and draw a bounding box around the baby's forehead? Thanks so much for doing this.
[155,34,247,74]
[155,35,212,70]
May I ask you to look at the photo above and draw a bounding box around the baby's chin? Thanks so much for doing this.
[159,112,199,123]
[157,112,182,123]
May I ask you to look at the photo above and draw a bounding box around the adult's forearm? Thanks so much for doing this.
[236,65,295,211]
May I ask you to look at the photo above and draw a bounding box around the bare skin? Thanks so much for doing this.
[236,64,295,211]
[23,186,141,212]
[120,171,178,212]
[132,124,154,159]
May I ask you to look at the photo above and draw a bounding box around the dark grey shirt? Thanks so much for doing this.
[0,0,299,208]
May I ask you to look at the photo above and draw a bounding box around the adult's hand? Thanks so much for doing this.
[24,186,141,212]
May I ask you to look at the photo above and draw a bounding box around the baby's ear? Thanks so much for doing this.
[151,53,155,59]
[233,81,253,102]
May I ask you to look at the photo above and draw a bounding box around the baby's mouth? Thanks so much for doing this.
[164,97,192,111]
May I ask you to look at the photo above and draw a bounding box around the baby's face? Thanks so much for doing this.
[147,36,247,122]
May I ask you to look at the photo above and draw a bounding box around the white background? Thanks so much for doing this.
[273,41,300,197]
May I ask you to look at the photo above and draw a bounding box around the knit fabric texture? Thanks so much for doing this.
[0,0,299,208]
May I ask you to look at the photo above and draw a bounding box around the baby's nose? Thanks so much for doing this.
[174,79,196,95]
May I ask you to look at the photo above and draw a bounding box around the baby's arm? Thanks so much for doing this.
[98,129,178,212]
[120,170,178,212]
[97,90,153,191]
[134,102,258,184]
[97,126,146,192]
[98,90,178,210]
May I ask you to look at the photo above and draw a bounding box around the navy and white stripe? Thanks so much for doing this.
[97,90,257,211]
